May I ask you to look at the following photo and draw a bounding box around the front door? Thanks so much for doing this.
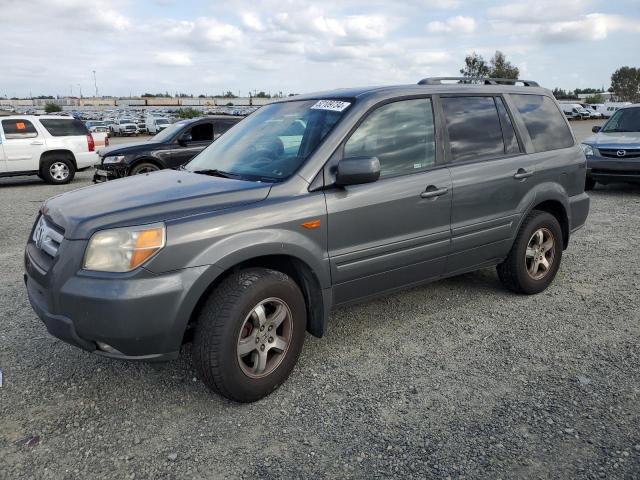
[0,118,45,173]
[170,121,214,168]
[324,98,452,305]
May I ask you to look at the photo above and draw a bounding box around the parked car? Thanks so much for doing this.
[109,118,138,137]
[89,126,109,149]
[136,122,148,135]
[93,116,242,181]
[25,78,589,402]
[0,115,97,184]
[145,116,171,134]
[581,104,640,189]
[584,105,604,119]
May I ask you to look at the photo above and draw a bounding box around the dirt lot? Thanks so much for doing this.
[1,120,639,479]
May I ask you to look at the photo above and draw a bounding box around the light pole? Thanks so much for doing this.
[77,84,82,98]
[93,70,98,98]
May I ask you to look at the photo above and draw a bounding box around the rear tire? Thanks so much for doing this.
[192,268,306,402]
[41,157,75,185]
[129,162,160,176]
[497,210,563,294]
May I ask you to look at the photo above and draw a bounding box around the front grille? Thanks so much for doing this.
[32,216,64,259]
[599,149,640,159]
[592,169,640,176]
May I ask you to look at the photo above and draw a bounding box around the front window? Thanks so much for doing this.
[186,100,349,181]
[601,107,640,133]
[151,121,189,142]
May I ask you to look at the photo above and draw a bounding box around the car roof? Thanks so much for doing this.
[1,115,79,120]
[274,83,551,105]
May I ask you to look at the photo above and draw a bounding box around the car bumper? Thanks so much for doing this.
[587,156,640,184]
[76,151,99,169]
[93,164,126,182]
[24,243,210,361]
[569,192,590,233]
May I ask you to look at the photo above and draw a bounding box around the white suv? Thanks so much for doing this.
[0,115,98,184]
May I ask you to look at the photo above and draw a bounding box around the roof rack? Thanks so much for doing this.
[418,77,540,87]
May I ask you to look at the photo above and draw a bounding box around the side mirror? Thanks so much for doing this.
[592,126,601,133]
[335,156,380,186]
[178,133,192,145]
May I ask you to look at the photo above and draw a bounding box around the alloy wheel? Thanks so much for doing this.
[49,162,69,181]
[525,227,556,280]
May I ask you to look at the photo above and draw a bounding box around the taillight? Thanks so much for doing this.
[87,134,95,152]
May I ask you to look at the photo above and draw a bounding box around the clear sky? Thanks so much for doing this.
[1,0,639,98]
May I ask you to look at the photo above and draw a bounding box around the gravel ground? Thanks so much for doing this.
[1,120,639,479]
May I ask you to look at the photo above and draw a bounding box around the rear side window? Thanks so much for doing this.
[441,96,504,162]
[2,119,38,139]
[39,119,88,137]
[188,123,214,141]
[511,94,574,152]
[344,98,436,177]
[214,119,238,139]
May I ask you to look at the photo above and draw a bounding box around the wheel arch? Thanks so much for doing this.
[529,198,569,249]
[128,156,164,173]
[39,149,77,172]
[183,254,330,344]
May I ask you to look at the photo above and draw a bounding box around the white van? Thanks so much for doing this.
[560,103,583,120]
[0,115,98,184]
[145,117,171,134]
[599,102,632,118]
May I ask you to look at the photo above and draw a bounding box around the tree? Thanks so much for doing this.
[177,107,202,119]
[221,91,237,98]
[489,51,519,80]
[460,52,490,78]
[610,67,640,102]
[255,91,271,98]
[584,93,605,104]
[44,102,62,113]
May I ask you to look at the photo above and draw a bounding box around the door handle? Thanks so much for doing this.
[30,141,44,145]
[514,168,534,180]
[420,186,449,199]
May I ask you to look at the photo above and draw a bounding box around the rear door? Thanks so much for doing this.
[169,121,214,168]
[0,118,45,173]
[324,97,452,304]
[440,95,538,274]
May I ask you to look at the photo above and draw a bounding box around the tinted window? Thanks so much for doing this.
[344,99,436,177]
[188,123,214,142]
[442,96,504,162]
[511,94,574,152]
[214,119,239,139]
[496,97,520,154]
[40,119,88,136]
[2,119,38,139]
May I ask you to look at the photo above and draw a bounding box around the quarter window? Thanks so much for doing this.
[344,99,436,177]
[511,94,574,152]
[441,96,505,163]
[39,119,88,136]
[2,119,38,139]
[496,97,521,154]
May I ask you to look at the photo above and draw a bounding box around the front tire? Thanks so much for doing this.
[129,162,160,176]
[192,268,307,402]
[497,210,563,294]
[42,157,75,184]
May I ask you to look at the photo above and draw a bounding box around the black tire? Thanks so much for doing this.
[585,176,596,191]
[129,162,160,175]
[192,268,307,402]
[497,210,563,295]
[41,156,75,185]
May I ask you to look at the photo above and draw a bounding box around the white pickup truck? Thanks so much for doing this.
[0,115,98,184]
[109,118,139,137]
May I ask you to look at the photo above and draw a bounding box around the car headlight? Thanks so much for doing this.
[83,224,166,272]
[103,155,125,164]
[580,144,594,157]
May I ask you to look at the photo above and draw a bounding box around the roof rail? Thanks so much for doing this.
[418,77,540,87]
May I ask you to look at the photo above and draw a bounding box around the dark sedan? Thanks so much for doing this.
[93,116,242,182]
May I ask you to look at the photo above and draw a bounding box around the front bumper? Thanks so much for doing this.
[587,155,640,184]
[93,163,126,182]
[24,241,209,361]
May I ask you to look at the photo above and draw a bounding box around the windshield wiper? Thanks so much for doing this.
[191,169,237,179]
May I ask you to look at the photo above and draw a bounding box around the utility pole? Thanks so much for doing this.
[77,84,82,98]
[93,70,98,98]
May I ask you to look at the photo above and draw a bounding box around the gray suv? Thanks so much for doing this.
[25,78,590,402]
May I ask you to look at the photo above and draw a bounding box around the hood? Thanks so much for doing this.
[584,131,640,148]
[43,169,272,239]
[99,140,162,157]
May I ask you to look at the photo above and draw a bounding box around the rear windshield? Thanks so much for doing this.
[40,119,88,137]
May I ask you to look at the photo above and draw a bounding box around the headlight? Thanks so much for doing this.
[580,144,594,157]
[83,224,166,272]
[103,155,125,164]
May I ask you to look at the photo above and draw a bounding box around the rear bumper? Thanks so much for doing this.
[569,192,590,233]
[587,156,640,184]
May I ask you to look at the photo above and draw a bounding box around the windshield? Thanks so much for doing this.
[151,121,187,142]
[602,107,640,133]
[186,100,349,181]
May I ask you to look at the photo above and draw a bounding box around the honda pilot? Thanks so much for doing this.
[25,78,590,402]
